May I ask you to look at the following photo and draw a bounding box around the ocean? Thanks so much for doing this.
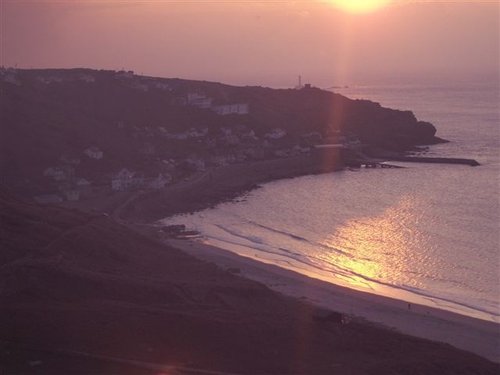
[162,83,500,322]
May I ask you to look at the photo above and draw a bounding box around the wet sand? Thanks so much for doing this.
[167,239,500,363]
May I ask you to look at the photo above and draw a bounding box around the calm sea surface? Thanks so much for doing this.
[163,84,500,322]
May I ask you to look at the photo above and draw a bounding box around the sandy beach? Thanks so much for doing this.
[114,154,499,364]
[2,179,499,374]
[168,239,500,362]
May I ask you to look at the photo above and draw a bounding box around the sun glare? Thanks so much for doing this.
[328,0,392,14]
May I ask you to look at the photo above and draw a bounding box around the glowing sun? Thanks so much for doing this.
[328,0,392,14]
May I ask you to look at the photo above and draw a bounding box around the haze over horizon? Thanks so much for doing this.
[1,0,498,87]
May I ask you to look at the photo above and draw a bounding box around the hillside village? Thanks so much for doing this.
[0,68,440,205]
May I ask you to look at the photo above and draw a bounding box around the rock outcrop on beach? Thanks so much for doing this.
[1,189,497,374]
[1,68,443,200]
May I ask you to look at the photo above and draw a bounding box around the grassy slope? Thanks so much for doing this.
[0,190,498,374]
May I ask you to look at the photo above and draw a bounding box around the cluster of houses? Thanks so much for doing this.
[35,145,104,204]
[37,160,91,204]
[24,70,367,205]
[3,68,251,118]
[157,124,284,146]
[34,128,364,204]
[176,91,250,116]
[0,67,20,85]
[160,127,208,140]
[36,174,91,204]
[115,72,250,116]
[111,169,172,192]
[212,103,249,116]
[84,146,104,160]
[36,141,178,203]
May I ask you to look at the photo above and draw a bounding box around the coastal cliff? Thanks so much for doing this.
[1,68,443,203]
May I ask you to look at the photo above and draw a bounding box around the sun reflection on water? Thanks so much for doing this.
[321,195,427,292]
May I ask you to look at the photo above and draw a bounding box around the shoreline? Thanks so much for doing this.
[167,238,500,362]
[3,191,498,374]
[117,153,343,223]
[67,152,499,363]
[146,156,497,325]
[172,233,498,324]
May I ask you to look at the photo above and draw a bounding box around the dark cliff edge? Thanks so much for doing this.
[1,68,447,200]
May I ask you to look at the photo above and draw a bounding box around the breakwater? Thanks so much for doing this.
[388,156,480,166]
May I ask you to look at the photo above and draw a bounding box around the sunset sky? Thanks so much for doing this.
[1,0,498,87]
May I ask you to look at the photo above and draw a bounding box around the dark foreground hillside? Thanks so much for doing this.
[0,190,497,375]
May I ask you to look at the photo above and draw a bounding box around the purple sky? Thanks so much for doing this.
[1,1,498,87]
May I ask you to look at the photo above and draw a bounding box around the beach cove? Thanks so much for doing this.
[50,81,498,370]
[102,152,498,363]
[4,172,498,374]
[3,114,499,373]
[151,83,500,363]
[2,1,499,372]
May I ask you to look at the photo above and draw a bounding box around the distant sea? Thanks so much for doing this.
[163,83,500,322]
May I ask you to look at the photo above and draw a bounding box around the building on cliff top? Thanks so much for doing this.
[111,168,135,191]
[187,93,213,109]
[212,103,249,116]
[84,146,104,160]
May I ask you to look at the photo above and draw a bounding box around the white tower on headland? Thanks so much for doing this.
[295,75,303,89]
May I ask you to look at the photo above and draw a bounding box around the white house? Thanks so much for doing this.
[63,190,80,202]
[264,128,287,140]
[1,68,20,85]
[152,81,171,91]
[84,146,104,160]
[241,130,258,142]
[165,127,208,140]
[43,167,70,181]
[111,168,135,191]
[274,149,290,158]
[79,74,95,83]
[116,70,134,79]
[293,145,311,154]
[76,178,91,187]
[36,75,63,84]
[161,159,177,171]
[301,131,323,145]
[187,93,213,109]
[212,103,249,116]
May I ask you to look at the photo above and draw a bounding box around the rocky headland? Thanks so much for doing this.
[1,67,446,207]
